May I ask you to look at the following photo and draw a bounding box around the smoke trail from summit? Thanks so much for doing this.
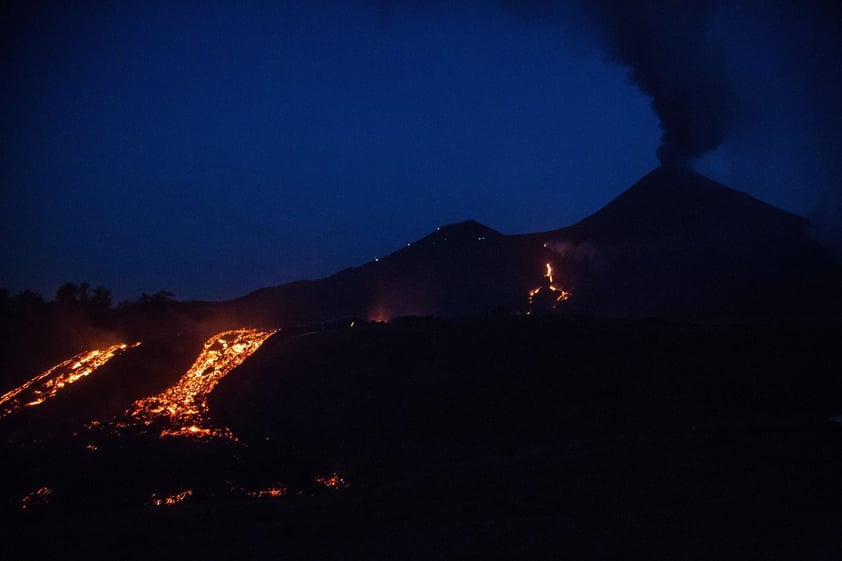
[498,0,733,167]
[582,1,732,167]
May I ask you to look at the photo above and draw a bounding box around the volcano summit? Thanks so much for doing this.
[2,167,842,561]
[230,166,839,325]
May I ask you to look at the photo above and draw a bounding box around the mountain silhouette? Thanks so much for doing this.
[541,166,839,319]
[4,171,842,561]
[231,166,839,324]
[230,218,542,324]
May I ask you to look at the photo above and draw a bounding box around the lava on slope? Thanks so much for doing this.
[528,262,572,313]
[121,328,277,440]
[0,343,141,419]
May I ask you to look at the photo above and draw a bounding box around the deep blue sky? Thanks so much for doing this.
[2,1,840,301]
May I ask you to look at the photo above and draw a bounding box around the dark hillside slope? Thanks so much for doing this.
[203,316,842,560]
[227,167,839,324]
[230,220,544,325]
[538,166,839,319]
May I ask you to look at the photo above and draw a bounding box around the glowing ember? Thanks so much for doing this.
[151,489,192,506]
[245,483,288,498]
[527,262,572,312]
[315,473,348,490]
[123,329,277,440]
[0,343,140,419]
[19,486,52,510]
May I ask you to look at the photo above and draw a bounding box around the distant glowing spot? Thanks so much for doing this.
[527,261,572,311]
[151,489,192,507]
[245,483,288,498]
[20,487,52,510]
[315,473,348,490]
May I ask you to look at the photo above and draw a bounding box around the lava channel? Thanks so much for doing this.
[0,343,140,419]
[123,328,277,440]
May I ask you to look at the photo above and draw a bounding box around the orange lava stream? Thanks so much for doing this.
[315,473,348,490]
[123,329,277,440]
[245,483,289,498]
[151,489,192,507]
[0,343,140,419]
[528,262,572,311]
[19,486,52,510]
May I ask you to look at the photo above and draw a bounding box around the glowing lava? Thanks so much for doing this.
[528,262,572,311]
[0,343,140,419]
[123,329,277,440]
[315,473,348,490]
[19,486,52,510]
[151,489,192,507]
[246,483,289,498]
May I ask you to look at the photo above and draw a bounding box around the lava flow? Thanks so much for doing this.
[151,489,193,507]
[528,262,572,311]
[245,483,289,498]
[0,343,140,419]
[123,328,277,440]
[19,486,52,510]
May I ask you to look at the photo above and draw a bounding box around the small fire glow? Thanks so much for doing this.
[19,486,52,510]
[528,286,542,305]
[0,343,140,419]
[527,262,572,311]
[315,473,348,490]
[245,483,289,498]
[151,489,192,507]
[123,329,277,440]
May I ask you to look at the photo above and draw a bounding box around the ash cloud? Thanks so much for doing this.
[381,0,734,166]
[501,0,733,167]
[383,1,842,239]
[582,1,732,167]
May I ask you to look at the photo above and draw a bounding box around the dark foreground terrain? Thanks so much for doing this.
[3,314,842,560]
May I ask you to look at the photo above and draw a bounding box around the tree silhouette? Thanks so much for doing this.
[90,286,112,311]
[54,282,113,317]
[55,282,82,308]
[129,290,176,314]
[78,282,90,306]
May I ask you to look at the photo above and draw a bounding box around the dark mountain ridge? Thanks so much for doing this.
[228,166,839,325]
[3,169,842,561]
[535,166,839,319]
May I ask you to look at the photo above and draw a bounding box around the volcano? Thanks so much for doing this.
[229,218,544,324]
[538,166,840,319]
[3,167,842,561]
[231,166,839,324]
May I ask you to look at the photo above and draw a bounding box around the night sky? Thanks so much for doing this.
[3,1,841,302]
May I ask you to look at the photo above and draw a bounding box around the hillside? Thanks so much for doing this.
[230,166,839,324]
[3,316,842,560]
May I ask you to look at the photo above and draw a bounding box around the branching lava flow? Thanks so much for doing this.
[123,329,277,440]
[0,343,140,419]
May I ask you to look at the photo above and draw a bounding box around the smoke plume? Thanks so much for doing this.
[500,0,733,167]
[585,1,732,166]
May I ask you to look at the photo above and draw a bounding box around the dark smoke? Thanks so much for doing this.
[380,0,842,244]
[384,0,733,166]
[586,1,732,166]
[502,0,733,167]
